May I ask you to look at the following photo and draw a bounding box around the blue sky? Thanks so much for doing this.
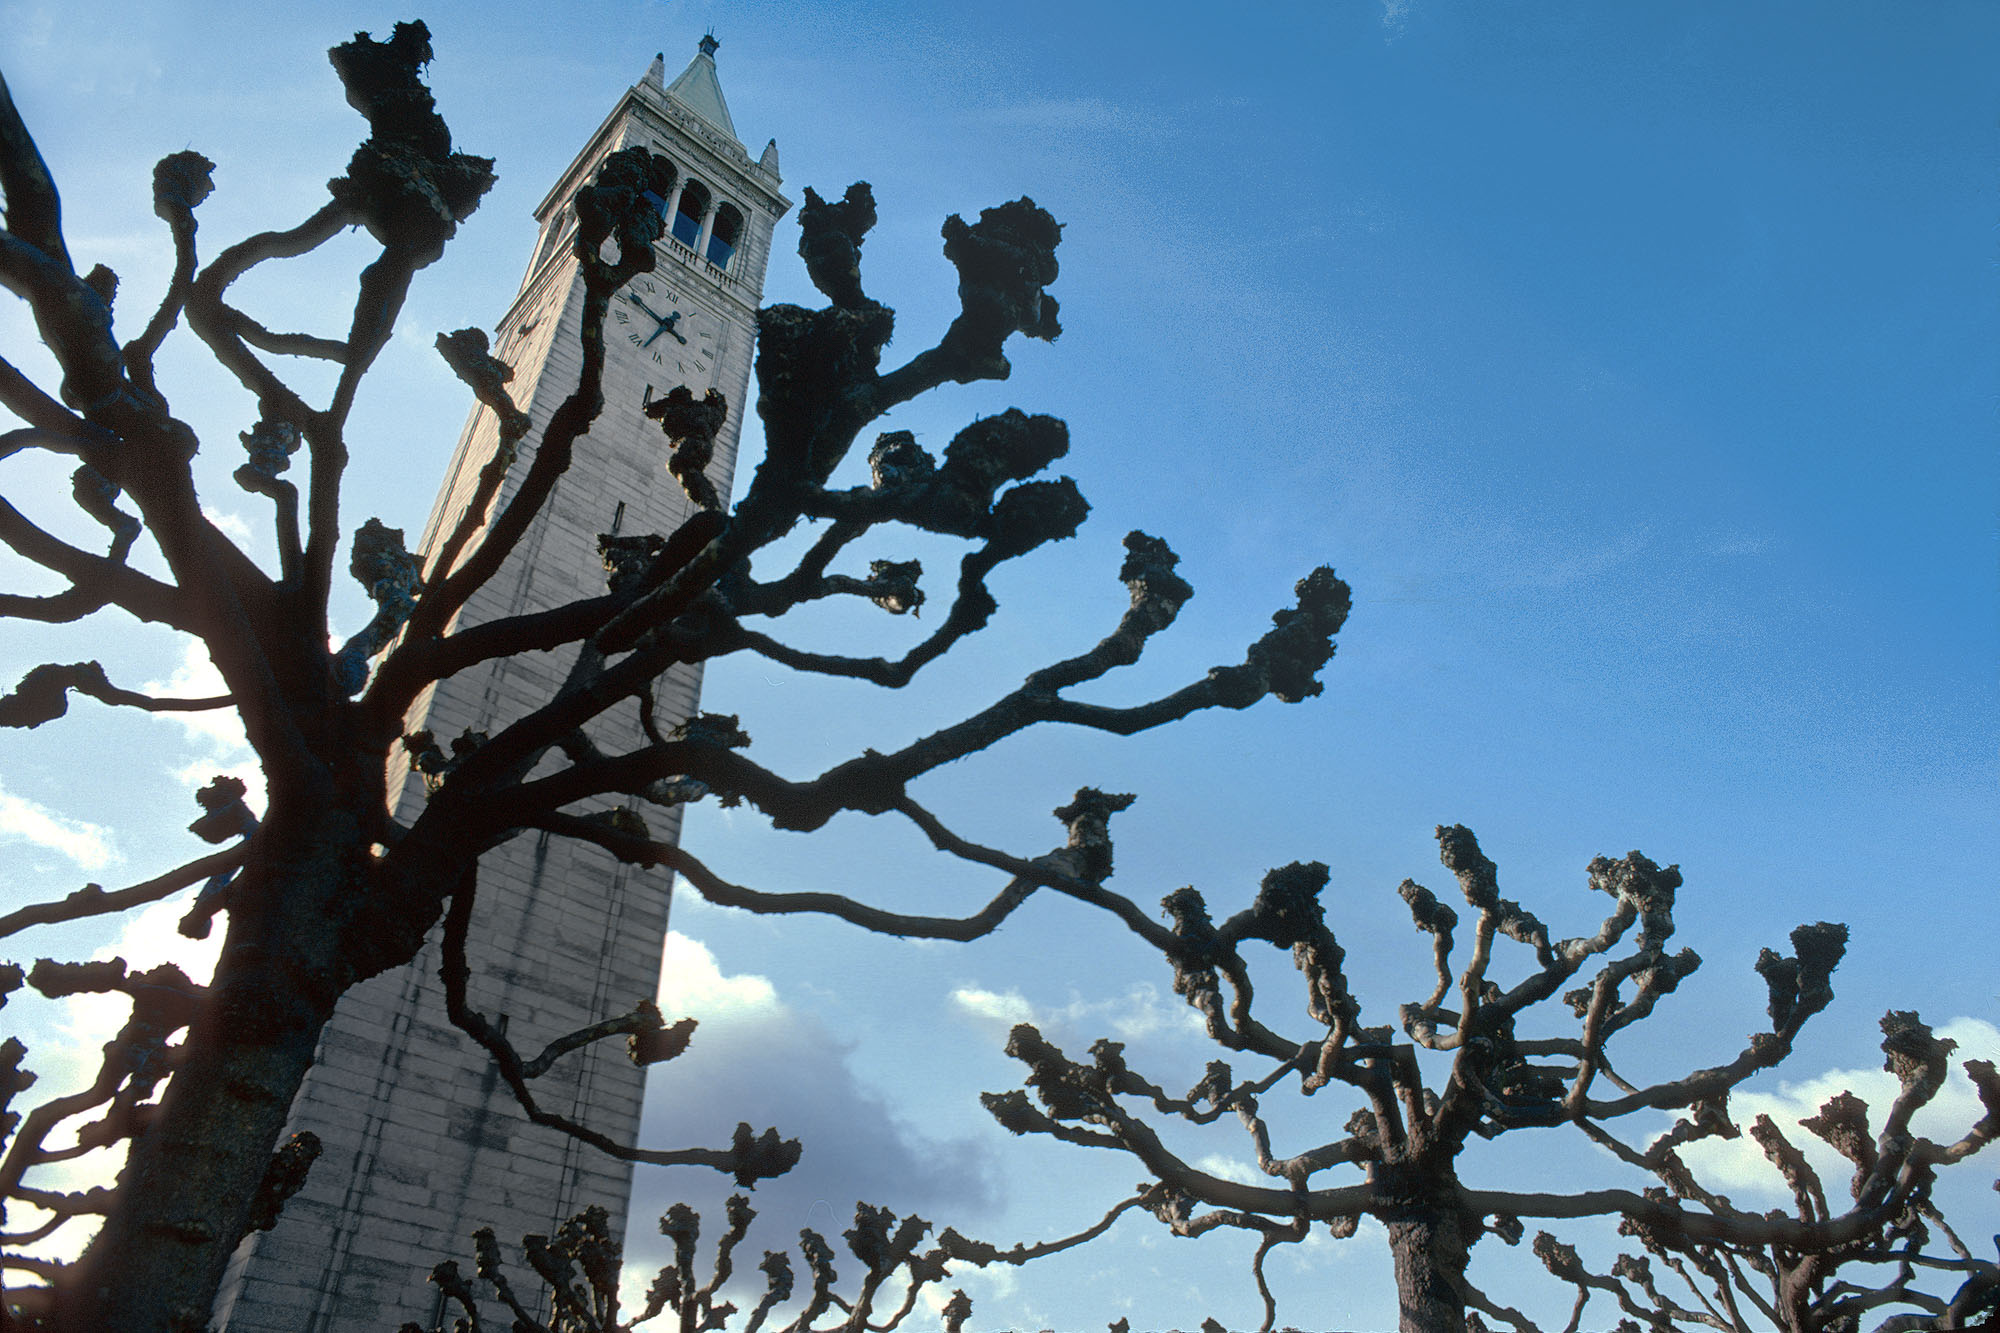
[2,2,1996,1328]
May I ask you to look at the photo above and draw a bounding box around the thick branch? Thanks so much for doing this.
[0,498,189,629]
[0,660,228,728]
[0,849,241,940]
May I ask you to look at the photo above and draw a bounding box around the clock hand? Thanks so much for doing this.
[642,312,688,347]
[626,293,671,323]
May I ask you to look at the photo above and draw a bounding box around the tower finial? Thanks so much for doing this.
[698,32,719,58]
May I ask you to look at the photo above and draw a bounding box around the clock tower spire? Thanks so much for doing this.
[212,37,789,1333]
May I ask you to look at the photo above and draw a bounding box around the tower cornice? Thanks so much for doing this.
[531,76,789,229]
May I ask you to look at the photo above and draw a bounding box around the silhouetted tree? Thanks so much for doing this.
[395,1191,1164,1333]
[985,825,1998,1332]
[0,25,1347,1333]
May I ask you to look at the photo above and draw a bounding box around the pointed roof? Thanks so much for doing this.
[662,34,738,143]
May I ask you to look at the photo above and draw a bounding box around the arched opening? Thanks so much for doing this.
[706,203,744,270]
[672,179,710,250]
[641,157,678,222]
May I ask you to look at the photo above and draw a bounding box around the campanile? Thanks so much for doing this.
[214,38,787,1331]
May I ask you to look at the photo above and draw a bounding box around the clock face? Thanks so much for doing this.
[613,274,722,386]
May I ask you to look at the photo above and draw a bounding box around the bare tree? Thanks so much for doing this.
[984,825,1999,1332]
[0,24,1348,1333]
[395,1190,1162,1333]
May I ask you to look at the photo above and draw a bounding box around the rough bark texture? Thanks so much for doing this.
[1386,1208,1470,1333]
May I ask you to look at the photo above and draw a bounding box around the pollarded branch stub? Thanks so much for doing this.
[799,1227,839,1302]
[151,149,215,222]
[599,532,668,594]
[325,22,495,258]
[728,1121,802,1188]
[628,1012,696,1067]
[83,263,117,311]
[1808,1088,1880,1176]
[333,517,423,695]
[1654,1095,1741,1161]
[1161,885,1226,1017]
[644,383,728,511]
[572,146,674,274]
[797,183,879,310]
[980,1088,1054,1137]
[235,418,301,497]
[846,1202,932,1280]
[0,1041,32,1139]
[1216,565,1353,708]
[937,410,1070,503]
[1088,1037,1136,1088]
[938,198,1062,381]
[755,1248,796,1304]
[860,411,1085,552]
[1006,1023,1119,1126]
[188,775,255,844]
[1184,1061,1235,1116]
[868,430,935,488]
[1532,1231,1587,1283]
[661,1199,700,1277]
[1399,877,1460,941]
[671,712,752,750]
[1435,824,1552,962]
[1243,861,1333,951]
[1755,921,1847,1035]
[1118,531,1195,625]
[753,299,897,482]
[27,960,200,1044]
[0,661,113,729]
[1879,1010,1956,1101]
[864,558,923,614]
[984,477,1089,560]
[1051,787,1135,882]
[1242,862,1359,1033]
[27,957,131,999]
[1749,1114,1827,1219]
[434,328,529,456]
[1586,850,1682,955]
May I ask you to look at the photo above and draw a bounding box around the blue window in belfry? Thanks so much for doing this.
[673,180,710,249]
[706,204,743,270]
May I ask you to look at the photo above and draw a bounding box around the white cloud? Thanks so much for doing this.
[201,506,254,545]
[950,985,1035,1026]
[628,934,1000,1323]
[950,980,1201,1043]
[0,779,118,871]
[1382,0,1413,39]
[657,930,780,1018]
[1196,1152,1263,1187]
[1678,1017,2000,1201]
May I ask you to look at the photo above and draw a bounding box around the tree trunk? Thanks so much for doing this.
[53,810,357,1333]
[56,996,329,1333]
[1385,1206,1472,1333]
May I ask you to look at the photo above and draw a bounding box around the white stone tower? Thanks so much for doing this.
[213,38,788,1332]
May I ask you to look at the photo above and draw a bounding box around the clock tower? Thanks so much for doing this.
[212,38,788,1332]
